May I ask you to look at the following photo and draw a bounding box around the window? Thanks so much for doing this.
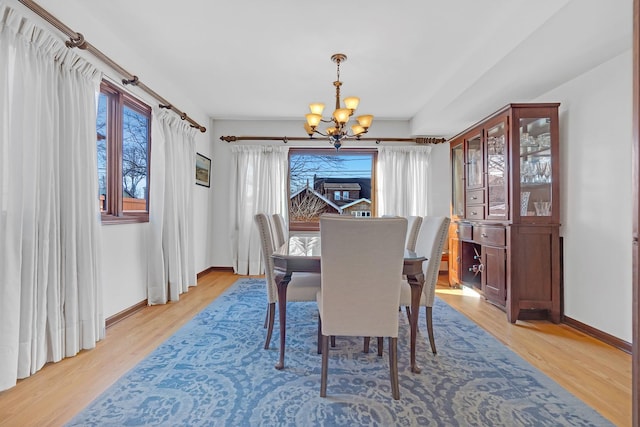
[289,148,376,231]
[97,80,151,223]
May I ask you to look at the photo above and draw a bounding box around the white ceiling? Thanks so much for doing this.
[28,0,632,137]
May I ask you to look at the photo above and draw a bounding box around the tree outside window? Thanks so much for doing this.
[289,149,376,231]
[97,81,151,223]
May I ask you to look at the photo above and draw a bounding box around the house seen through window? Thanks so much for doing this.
[97,80,151,223]
[289,149,375,230]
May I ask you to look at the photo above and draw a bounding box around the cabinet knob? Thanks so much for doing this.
[481,233,488,238]
[471,196,477,200]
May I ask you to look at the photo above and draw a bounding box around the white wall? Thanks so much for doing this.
[208,119,449,267]
[535,50,632,341]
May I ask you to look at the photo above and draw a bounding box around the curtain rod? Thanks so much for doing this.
[220,136,447,144]
[18,0,207,133]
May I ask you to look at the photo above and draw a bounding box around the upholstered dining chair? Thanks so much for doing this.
[254,213,321,349]
[382,215,422,251]
[317,215,407,400]
[405,215,423,251]
[271,213,287,249]
[399,216,451,354]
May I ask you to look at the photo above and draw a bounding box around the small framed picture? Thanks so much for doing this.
[195,152,211,187]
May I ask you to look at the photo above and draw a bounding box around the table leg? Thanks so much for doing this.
[275,272,292,370]
[407,273,425,374]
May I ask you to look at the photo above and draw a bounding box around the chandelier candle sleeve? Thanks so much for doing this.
[304,53,374,149]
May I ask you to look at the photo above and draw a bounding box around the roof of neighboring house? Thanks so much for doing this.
[322,183,361,191]
[340,198,372,210]
[314,177,371,199]
[290,186,341,212]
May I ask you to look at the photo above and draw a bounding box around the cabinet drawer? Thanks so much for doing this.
[466,189,485,205]
[455,223,473,240]
[465,206,485,220]
[474,226,505,246]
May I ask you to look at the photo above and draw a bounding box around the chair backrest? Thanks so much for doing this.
[415,216,451,306]
[319,216,407,338]
[254,213,278,303]
[271,213,288,249]
[405,216,423,251]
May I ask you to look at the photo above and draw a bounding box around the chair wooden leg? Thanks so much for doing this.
[404,306,416,332]
[320,334,330,397]
[317,316,322,354]
[389,337,400,400]
[264,302,275,350]
[426,306,436,354]
[363,337,370,353]
[331,336,336,348]
[263,304,269,328]
[377,337,384,356]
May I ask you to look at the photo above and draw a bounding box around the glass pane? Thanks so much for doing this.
[520,117,551,217]
[466,134,482,188]
[122,106,149,212]
[451,143,464,217]
[487,122,506,217]
[96,93,108,213]
[289,152,373,224]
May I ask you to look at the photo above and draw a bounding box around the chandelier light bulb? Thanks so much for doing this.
[309,103,325,115]
[344,97,360,111]
[305,113,322,128]
[356,115,373,129]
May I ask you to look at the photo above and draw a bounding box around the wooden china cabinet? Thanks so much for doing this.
[448,103,561,323]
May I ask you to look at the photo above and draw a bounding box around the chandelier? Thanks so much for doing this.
[304,53,373,150]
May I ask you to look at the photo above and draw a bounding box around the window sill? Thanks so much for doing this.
[101,213,149,225]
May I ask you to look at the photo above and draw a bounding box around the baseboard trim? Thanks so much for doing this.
[563,315,632,354]
[106,267,233,328]
[106,300,147,328]
[199,266,234,277]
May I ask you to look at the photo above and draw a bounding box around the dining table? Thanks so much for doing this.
[272,235,427,373]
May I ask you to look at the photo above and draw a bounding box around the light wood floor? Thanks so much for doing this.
[0,271,631,427]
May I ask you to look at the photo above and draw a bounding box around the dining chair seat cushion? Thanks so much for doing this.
[286,273,322,301]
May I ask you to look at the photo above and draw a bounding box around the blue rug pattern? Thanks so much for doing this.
[67,278,612,426]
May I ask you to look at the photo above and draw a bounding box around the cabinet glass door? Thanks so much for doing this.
[519,117,552,217]
[486,121,507,219]
[466,134,483,189]
[451,142,465,217]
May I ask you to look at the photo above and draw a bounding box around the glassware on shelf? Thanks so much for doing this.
[534,201,551,216]
[537,132,551,148]
[520,192,530,216]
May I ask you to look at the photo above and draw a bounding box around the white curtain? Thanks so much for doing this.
[230,145,289,275]
[0,4,104,391]
[147,107,197,304]
[377,145,432,217]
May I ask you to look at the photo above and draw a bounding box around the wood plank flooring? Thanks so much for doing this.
[0,271,631,427]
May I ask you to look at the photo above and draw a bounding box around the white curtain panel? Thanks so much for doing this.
[229,145,289,275]
[0,4,104,391]
[377,145,432,217]
[147,107,197,304]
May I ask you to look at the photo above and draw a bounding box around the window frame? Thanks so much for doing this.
[288,148,377,232]
[98,80,151,224]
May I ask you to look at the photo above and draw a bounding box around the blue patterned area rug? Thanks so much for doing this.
[67,278,612,426]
